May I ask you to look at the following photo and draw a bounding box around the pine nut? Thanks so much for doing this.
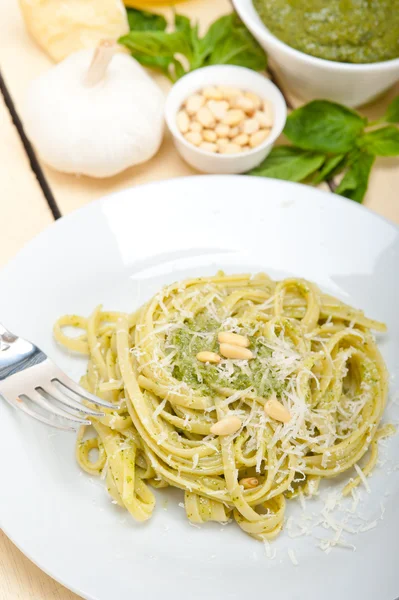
[239,477,259,489]
[179,89,274,157]
[233,133,249,146]
[185,94,205,115]
[219,343,253,359]
[189,121,202,133]
[222,109,245,126]
[203,129,217,142]
[219,142,241,155]
[177,110,190,133]
[249,129,269,148]
[241,118,259,135]
[210,416,242,435]
[217,138,229,150]
[199,141,217,153]
[264,396,291,423]
[255,109,273,128]
[196,106,215,128]
[233,95,255,113]
[203,86,223,100]
[218,332,250,347]
[263,99,274,124]
[196,351,221,364]
[228,126,239,139]
[245,92,262,111]
[218,86,241,99]
[185,131,202,146]
[207,100,229,121]
[215,123,230,138]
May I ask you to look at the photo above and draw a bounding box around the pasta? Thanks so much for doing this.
[54,272,390,540]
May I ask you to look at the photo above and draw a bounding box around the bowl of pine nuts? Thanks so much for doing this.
[164,65,287,174]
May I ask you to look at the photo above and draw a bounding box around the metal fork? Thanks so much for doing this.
[0,323,116,430]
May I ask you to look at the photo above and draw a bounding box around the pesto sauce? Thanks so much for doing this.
[253,0,399,63]
[168,315,285,398]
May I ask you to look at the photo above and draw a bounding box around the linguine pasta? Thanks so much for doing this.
[54,272,389,540]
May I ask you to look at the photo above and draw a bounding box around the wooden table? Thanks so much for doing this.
[0,1,398,598]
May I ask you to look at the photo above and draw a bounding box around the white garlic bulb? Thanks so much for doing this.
[24,42,165,178]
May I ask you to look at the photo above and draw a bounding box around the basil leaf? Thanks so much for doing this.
[312,154,346,184]
[249,146,326,181]
[207,18,267,71]
[174,13,191,36]
[126,8,167,32]
[335,151,375,203]
[119,30,192,65]
[193,15,235,68]
[120,10,266,77]
[360,126,399,156]
[384,96,399,123]
[189,24,203,71]
[284,101,366,154]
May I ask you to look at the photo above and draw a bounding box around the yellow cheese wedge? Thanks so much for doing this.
[123,0,184,6]
[19,0,129,62]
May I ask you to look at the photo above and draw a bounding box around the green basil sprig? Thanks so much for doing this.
[119,11,267,81]
[126,8,167,32]
[251,97,399,203]
[384,97,399,123]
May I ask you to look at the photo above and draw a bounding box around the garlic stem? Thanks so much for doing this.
[84,40,116,86]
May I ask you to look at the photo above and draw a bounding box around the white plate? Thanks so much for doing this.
[0,176,398,600]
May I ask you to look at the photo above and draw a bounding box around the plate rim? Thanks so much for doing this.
[1,175,398,281]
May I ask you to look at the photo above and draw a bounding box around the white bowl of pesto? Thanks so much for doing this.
[165,65,287,174]
[233,0,399,107]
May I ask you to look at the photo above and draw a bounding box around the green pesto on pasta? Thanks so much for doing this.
[54,272,389,540]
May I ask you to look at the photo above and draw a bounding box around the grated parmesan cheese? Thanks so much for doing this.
[354,464,371,493]
[263,539,277,559]
[192,453,199,469]
[287,548,298,565]
[153,398,167,420]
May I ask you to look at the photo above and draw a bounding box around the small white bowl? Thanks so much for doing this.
[233,0,399,108]
[164,65,287,174]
